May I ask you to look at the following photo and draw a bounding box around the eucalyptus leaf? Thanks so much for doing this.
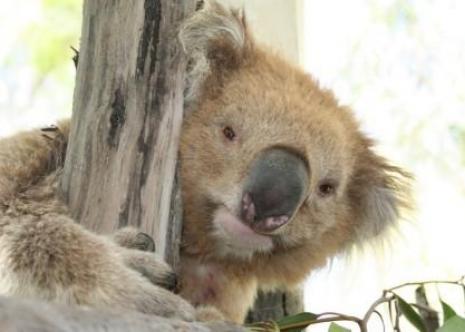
[441,300,457,321]
[276,312,318,331]
[437,315,465,332]
[395,295,427,332]
[328,322,351,332]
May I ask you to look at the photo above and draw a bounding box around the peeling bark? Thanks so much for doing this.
[60,0,196,269]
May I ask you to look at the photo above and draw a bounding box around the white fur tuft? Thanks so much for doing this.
[355,166,413,243]
[179,1,248,104]
[179,1,245,56]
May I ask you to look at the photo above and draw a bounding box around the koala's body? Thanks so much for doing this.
[0,2,410,324]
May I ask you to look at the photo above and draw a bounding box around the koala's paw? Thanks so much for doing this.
[90,244,192,319]
[104,228,189,317]
[112,227,155,252]
[121,249,178,292]
[110,228,178,291]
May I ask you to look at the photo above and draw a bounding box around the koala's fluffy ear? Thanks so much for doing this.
[179,1,253,102]
[349,145,413,242]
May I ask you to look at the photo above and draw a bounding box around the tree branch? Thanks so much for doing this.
[0,297,245,332]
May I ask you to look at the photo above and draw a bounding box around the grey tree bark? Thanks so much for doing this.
[60,0,193,269]
[246,289,304,323]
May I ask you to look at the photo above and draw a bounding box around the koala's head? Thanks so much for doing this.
[179,2,411,261]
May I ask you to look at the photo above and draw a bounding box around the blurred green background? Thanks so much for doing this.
[0,0,81,135]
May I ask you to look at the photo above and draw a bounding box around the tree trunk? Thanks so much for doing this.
[60,0,194,269]
[246,288,304,323]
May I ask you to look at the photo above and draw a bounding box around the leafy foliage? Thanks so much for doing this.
[247,276,465,332]
[438,316,465,332]
[441,300,457,322]
[395,295,427,332]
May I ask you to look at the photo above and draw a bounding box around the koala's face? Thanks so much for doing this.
[179,3,410,260]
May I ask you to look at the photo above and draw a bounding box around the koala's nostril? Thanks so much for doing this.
[265,215,289,228]
[241,192,256,223]
[241,191,290,232]
[256,215,289,233]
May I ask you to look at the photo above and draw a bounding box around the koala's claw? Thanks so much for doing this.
[112,227,156,252]
[158,270,178,292]
[133,232,156,252]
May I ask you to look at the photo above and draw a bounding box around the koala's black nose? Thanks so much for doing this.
[242,148,309,233]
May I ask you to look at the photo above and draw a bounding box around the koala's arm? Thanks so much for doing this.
[0,125,196,321]
[0,120,69,201]
[0,213,195,320]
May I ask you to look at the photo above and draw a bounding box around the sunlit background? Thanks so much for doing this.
[1,0,464,331]
[0,0,79,136]
[301,1,465,330]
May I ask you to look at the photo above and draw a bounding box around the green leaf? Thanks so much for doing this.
[276,312,318,332]
[395,295,427,332]
[437,315,465,332]
[328,322,351,332]
[441,300,457,321]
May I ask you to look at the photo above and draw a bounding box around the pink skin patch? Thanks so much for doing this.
[242,193,256,223]
[181,261,222,306]
[193,265,218,304]
[212,207,273,252]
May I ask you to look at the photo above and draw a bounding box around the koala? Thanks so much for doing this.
[0,1,411,325]
[177,2,411,322]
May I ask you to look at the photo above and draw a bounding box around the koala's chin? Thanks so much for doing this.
[211,207,275,260]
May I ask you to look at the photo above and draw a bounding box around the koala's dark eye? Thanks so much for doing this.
[318,181,336,197]
[222,126,236,141]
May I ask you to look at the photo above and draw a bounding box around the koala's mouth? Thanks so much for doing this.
[212,206,274,252]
